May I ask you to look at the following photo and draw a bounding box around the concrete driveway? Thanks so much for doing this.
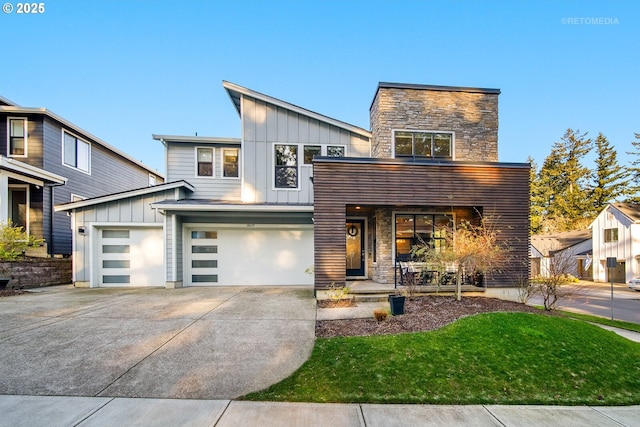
[0,285,316,399]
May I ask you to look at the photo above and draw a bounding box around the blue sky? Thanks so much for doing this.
[1,0,638,175]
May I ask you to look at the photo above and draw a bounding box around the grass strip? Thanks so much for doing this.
[243,312,640,405]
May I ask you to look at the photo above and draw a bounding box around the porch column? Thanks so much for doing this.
[0,172,8,224]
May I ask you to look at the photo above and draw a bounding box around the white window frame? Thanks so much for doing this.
[8,184,29,234]
[392,129,455,160]
[221,148,240,180]
[300,144,348,167]
[273,143,300,190]
[195,146,215,178]
[148,174,157,186]
[7,117,28,158]
[62,130,91,174]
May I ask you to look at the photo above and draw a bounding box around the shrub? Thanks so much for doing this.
[0,222,43,261]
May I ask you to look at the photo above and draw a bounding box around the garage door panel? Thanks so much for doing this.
[186,226,313,286]
[97,227,164,287]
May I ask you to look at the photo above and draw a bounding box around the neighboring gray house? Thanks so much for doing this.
[56,81,530,289]
[591,203,640,283]
[0,97,164,256]
[530,230,592,279]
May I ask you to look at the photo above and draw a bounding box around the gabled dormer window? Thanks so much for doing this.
[394,131,453,159]
[8,118,27,157]
[63,131,90,173]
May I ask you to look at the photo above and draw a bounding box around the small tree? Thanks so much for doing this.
[412,214,506,301]
[533,248,579,311]
[0,222,42,261]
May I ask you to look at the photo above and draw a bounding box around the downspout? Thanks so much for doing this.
[47,182,65,257]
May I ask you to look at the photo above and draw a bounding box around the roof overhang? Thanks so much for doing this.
[0,106,164,179]
[0,156,66,185]
[222,81,372,140]
[55,180,194,212]
[150,201,314,213]
[152,134,241,145]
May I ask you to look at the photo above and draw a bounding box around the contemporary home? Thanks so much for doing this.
[591,203,640,283]
[530,230,592,279]
[0,96,164,256]
[56,81,530,289]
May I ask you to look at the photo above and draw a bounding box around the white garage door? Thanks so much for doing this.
[185,225,313,286]
[97,227,164,287]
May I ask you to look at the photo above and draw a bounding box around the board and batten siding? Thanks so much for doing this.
[591,206,637,283]
[313,159,530,289]
[41,118,163,254]
[241,96,371,204]
[70,190,174,285]
[165,143,241,200]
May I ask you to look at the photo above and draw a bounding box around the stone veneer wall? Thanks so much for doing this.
[370,85,499,161]
[0,258,72,289]
[370,208,393,283]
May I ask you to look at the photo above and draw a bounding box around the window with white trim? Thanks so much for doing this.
[63,131,90,173]
[275,144,298,188]
[148,174,157,186]
[196,147,214,177]
[394,131,453,159]
[604,228,618,243]
[222,148,239,178]
[8,118,27,157]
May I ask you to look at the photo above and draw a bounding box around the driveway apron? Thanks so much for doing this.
[0,286,316,399]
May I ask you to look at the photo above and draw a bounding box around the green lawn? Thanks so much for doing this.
[244,312,640,405]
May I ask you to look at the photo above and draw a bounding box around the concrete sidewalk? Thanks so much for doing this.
[1,395,639,427]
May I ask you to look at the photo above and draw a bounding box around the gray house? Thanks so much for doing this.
[0,96,164,256]
[56,81,530,289]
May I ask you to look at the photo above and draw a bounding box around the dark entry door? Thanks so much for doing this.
[346,220,365,277]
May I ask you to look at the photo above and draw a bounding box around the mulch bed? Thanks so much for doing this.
[316,295,547,338]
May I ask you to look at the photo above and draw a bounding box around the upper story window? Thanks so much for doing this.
[394,131,453,159]
[148,174,157,186]
[8,118,27,157]
[223,149,239,178]
[275,144,298,188]
[604,228,618,243]
[302,144,346,165]
[196,147,213,177]
[63,131,90,173]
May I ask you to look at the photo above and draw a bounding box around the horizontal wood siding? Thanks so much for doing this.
[313,161,530,289]
[41,118,163,254]
[166,143,241,200]
[241,96,371,204]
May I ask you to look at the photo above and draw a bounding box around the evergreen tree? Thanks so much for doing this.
[590,133,629,213]
[626,133,640,203]
[529,157,546,234]
[536,129,592,232]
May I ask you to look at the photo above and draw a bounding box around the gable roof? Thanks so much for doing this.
[609,202,640,222]
[0,95,17,106]
[54,180,194,212]
[530,229,592,257]
[222,81,372,139]
[0,105,164,179]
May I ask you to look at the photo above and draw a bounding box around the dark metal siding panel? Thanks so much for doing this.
[313,162,530,289]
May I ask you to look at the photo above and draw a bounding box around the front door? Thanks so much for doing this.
[346,219,365,277]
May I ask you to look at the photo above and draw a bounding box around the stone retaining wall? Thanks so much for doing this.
[0,258,72,289]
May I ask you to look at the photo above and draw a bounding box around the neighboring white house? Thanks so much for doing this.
[530,230,592,279]
[591,203,640,283]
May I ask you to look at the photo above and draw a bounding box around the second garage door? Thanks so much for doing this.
[185,225,313,286]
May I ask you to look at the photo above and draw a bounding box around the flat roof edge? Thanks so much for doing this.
[313,157,530,169]
[378,82,501,94]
